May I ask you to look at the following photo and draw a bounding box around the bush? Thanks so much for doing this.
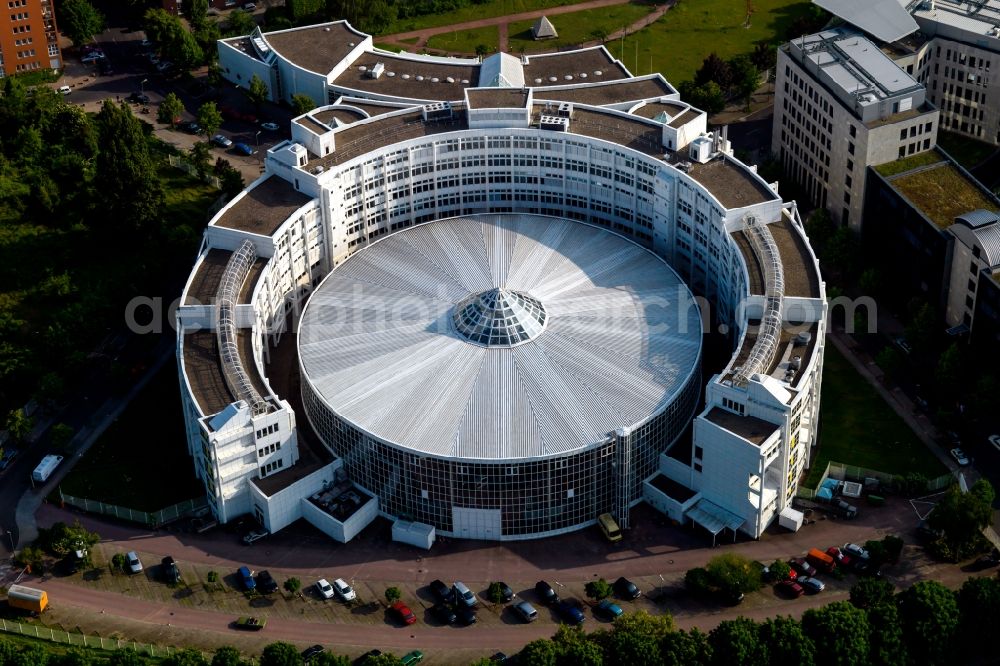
[384,586,401,604]
[207,570,219,583]
[486,581,508,604]
[111,552,127,573]
[768,560,791,582]
[585,578,613,600]
[883,535,904,563]
[685,567,713,597]
[283,577,301,594]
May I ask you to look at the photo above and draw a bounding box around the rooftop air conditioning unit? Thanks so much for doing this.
[313,165,325,174]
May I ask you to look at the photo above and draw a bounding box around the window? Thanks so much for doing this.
[845,174,852,188]
[848,142,855,155]
[900,129,908,140]
[849,125,856,138]
[695,446,704,460]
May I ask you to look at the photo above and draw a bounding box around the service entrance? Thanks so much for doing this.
[452,507,502,540]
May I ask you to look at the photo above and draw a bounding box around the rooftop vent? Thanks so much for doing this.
[793,331,812,347]
[369,62,385,79]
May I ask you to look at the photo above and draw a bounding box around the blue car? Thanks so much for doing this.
[233,142,256,156]
[237,565,256,591]
[556,599,585,625]
[595,599,623,620]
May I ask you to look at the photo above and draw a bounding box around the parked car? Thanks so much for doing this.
[455,605,477,626]
[242,2,257,10]
[234,616,265,630]
[555,599,585,625]
[950,447,970,466]
[430,603,456,625]
[491,582,514,602]
[260,121,279,131]
[332,578,356,601]
[315,578,335,599]
[389,601,416,625]
[400,651,423,666]
[595,598,623,620]
[535,580,559,605]
[490,653,508,663]
[843,543,871,560]
[429,579,454,604]
[58,86,72,95]
[233,142,256,156]
[453,581,477,608]
[893,336,912,355]
[512,600,538,623]
[789,558,817,577]
[126,551,143,574]
[81,51,105,63]
[178,121,202,135]
[826,546,853,567]
[211,134,233,148]
[237,565,256,591]
[776,580,805,598]
[140,39,153,47]
[242,528,268,544]
[301,645,325,661]
[160,556,180,584]
[614,576,641,600]
[128,92,151,104]
[798,576,826,593]
[256,570,278,594]
[0,447,18,471]
[155,61,174,73]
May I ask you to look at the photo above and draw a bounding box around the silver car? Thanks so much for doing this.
[798,576,826,593]
[126,551,143,574]
[453,581,477,607]
[513,600,538,622]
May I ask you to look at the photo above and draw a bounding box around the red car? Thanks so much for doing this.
[389,601,416,625]
[826,546,853,568]
[776,580,805,598]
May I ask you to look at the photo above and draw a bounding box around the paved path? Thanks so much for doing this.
[380,0,643,50]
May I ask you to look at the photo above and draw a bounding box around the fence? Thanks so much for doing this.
[0,617,188,658]
[58,491,207,529]
[168,154,222,190]
[798,460,953,498]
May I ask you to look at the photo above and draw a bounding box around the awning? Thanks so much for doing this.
[687,498,744,544]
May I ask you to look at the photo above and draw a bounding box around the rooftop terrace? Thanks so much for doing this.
[524,48,629,85]
[686,158,777,209]
[533,78,673,106]
[263,23,366,75]
[213,176,314,236]
[705,407,779,446]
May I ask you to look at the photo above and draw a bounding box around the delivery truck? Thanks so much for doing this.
[31,454,63,483]
[6,585,48,613]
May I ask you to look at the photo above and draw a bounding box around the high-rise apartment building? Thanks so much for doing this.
[0,0,61,77]
[772,28,939,230]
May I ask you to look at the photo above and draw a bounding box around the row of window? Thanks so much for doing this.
[257,442,281,458]
[260,458,284,476]
[255,423,279,439]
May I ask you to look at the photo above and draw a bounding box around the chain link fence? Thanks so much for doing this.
[799,460,953,498]
[57,491,207,529]
[168,154,222,189]
[0,618,189,658]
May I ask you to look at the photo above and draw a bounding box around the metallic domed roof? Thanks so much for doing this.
[452,288,547,347]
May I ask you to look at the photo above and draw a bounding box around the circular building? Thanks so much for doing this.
[298,214,703,539]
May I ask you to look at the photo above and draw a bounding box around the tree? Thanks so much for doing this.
[310,655,350,666]
[935,342,962,398]
[288,0,324,22]
[11,645,49,666]
[896,580,959,666]
[186,0,210,30]
[659,628,711,666]
[928,479,995,559]
[708,617,766,666]
[486,581,508,604]
[197,102,223,138]
[875,348,904,381]
[705,553,763,601]
[210,646,246,666]
[684,566,714,596]
[164,649,209,666]
[882,535,904,563]
[585,578,613,600]
[849,578,895,610]
[283,577,302,594]
[552,625,601,666]
[801,601,870,666]
[605,610,673,665]
[13,545,44,573]
[768,560,792,582]
[291,93,317,116]
[695,53,732,89]
[905,302,937,358]
[729,55,761,109]
[108,648,149,666]
[246,74,271,111]
[590,28,609,43]
[111,552,127,573]
[49,422,74,451]
[5,407,33,443]
[259,642,302,666]
[158,92,185,127]
[956,577,1000,662]
[358,655,402,666]
[750,40,776,73]
[678,80,726,115]
[226,9,257,37]
[758,616,815,666]
[59,0,104,47]
[475,43,490,58]
[214,158,244,198]
[866,601,906,666]
[189,142,212,180]
[93,100,164,241]
[143,9,203,71]
[52,649,95,666]
[519,639,559,666]
[384,586,401,603]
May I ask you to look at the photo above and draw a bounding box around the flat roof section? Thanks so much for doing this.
[705,407,779,446]
[889,162,1000,229]
[332,54,478,102]
[238,329,271,400]
[239,258,267,305]
[466,88,530,109]
[295,115,332,135]
[183,330,234,417]
[533,78,673,106]
[686,158,777,209]
[213,176,314,237]
[731,231,765,296]
[185,249,232,305]
[263,23,366,75]
[668,109,699,128]
[768,215,822,298]
[630,100,688,119]
[336,99,417,117]
[312,108,365,126]
[524,49,628,86]
[567,107,663,158]
[648,473,697,503]
[223,37,264,63]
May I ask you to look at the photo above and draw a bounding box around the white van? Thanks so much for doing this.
[31,455,64,483]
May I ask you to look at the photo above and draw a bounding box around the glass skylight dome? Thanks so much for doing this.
[452,288,547,347]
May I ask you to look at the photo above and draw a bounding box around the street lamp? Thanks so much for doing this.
[255,130,261,150]
[140,78,148,93]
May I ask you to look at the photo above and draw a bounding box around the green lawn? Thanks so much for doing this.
[58,360,205,511]
[616,0,814,82]
[804,346,946,488]
[936,130,998,171]
[508,4,655,54]
[384,0,593,34]
[425,26,500,54]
